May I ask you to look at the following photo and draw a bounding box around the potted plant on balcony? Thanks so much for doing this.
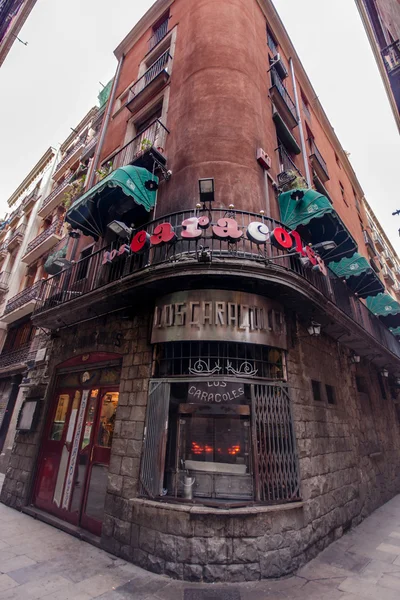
[96,161,113,181]
[62,175,86,210]
[140,138,153,153]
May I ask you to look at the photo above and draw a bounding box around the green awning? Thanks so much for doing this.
[328,253,384,299]
[278,188,357,262]
[366,293,400,329]
[390,326,400,337]
[66,165,158,239]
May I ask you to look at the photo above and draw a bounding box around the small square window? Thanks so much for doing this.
[311,380,322,401]
[325,384,336,405]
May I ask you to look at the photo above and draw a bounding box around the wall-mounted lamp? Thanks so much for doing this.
[351,354,361,364]
[312,240,337,252]
[307,322,321,337]
[381,368,389,378]
[199,178,215,203]
[107,220,132,240]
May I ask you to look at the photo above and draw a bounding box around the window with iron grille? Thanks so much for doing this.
[153,341,286,380]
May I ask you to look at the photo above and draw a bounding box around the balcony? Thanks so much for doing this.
[149,18,169,52]
[309,139,329,183]
[6,223,26,251]
[31,209,400,371]
[22,218,64,265]
[0,344,31,372]
[277,145,303,179]
[372,231,385,253]
[269,68,298,129]
[80,135,98,162]
[0,242,7,259]
[0,271,10,294]
[38,173,74,219]
[383,264,396,285]
[127,50,172,115]
[381,40,400,76]
[3,281,41,324]
[109,119,169,173]
[8,207,21,226]
[384,251,395,268]
[21,189,40,213]
[363,230,377,257]
[53,136,87,180]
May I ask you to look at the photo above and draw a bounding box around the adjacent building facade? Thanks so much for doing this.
[2,0,400,582]
[356,0,400,131]
[0,0,37,66]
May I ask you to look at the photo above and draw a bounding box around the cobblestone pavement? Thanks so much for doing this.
[2,474,400,600]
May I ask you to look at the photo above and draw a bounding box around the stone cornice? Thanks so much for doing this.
[7,147,55,208]
[114,0,174,60]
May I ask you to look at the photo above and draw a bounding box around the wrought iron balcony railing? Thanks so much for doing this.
[149,18,169,51]
[129,50,172,102]
[309,139,329,180]
[4,281,42,316]
[109,119,169,170]
[24,218,64,256]
[270,68,297,123]
[6,223,26,248]
[21,188,40,211]
[32,209,400,361]
[41,173,74,211]
[9,206,21,223]
[277,145,303,178]
[0,344,31,370]
[54,135,87,175]
[381,40,400,75]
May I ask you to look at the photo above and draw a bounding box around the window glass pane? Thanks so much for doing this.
[81,389,98,450]
[97,391,119,447]
[50,394,70,441]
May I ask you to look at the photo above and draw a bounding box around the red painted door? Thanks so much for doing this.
[34,386,119,535]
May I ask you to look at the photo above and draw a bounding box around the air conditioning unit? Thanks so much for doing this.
[272,53,288,79]
[256,148,272,170]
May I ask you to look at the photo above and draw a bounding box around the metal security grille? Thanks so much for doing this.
[139,381,170,498]
[252,384,300,503]
[154,342,285,380]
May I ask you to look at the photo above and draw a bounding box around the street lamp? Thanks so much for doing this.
[199,178,215,203]
[107,220,132,240]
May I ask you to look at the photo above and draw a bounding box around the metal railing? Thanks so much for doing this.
[21,188,40,210]
[41,173,74,211]
[381,40,400,74]
[0,242,7,254]
[149,18,169,51]
[129,50,172,102]
[81,135,98,158]
[363,230,376,253]
[32,209,400,360]
[108,119,169,170]
[9,206,21,223]
[0,344,31,370]
[270,68,297,122]
[277,145,303,178]
[6,223,26,247]
[267,29,278,56]
[24,218,64,256]
[4,281,42,316]
[54,135,87,174]
[309,139,329,179]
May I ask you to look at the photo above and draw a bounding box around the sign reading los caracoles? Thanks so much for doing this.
[102,214,327,276]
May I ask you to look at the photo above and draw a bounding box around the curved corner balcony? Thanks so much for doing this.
[22,218,64,265]
[3,281,42,324]
[32,209,400,375]
[38,174,74,219]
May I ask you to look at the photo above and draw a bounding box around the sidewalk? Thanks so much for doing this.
[1,474,400,599]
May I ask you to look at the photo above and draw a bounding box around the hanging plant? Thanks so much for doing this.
[140,138,153,152]
[62,174,86,210]
[96,161,113,181]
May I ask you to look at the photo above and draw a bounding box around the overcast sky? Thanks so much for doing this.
[1,0,399,251]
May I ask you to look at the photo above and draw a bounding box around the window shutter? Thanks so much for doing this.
[139,381,170,498]
[251,383,300,503]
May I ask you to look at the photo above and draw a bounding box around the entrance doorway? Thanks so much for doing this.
[34,362,120,536]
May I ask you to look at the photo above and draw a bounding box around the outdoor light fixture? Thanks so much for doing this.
[144,179,159,191]
[351,354,361,364]
[107,220,132,240]
[199,178,215,203]
[307,322,321,337]
[381,368,389,378]
[311,241,337,252]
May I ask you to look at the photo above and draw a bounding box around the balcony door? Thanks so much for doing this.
[34,376,119,536]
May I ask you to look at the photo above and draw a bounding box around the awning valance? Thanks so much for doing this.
[328,253,384,299]
[390,326,400,337]
[65,165,158,239]
[278,188,357,262]
[366,293,400,329]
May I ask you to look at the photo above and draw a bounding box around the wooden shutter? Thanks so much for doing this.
[139,381,170,498]
[251,383,300,503]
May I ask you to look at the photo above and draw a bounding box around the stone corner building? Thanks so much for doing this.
[2,0,400,583]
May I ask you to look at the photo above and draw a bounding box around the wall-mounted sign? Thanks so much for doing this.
[151,290,287,348]
[188,381,245,404]
[102,215,327,276]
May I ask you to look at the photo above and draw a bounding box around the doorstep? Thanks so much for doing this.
[22,505,102,548]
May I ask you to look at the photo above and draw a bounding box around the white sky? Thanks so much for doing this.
[1,0,399,251]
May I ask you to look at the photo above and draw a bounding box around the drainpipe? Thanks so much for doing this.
[289,58,311,188]
[85,55,125,189]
